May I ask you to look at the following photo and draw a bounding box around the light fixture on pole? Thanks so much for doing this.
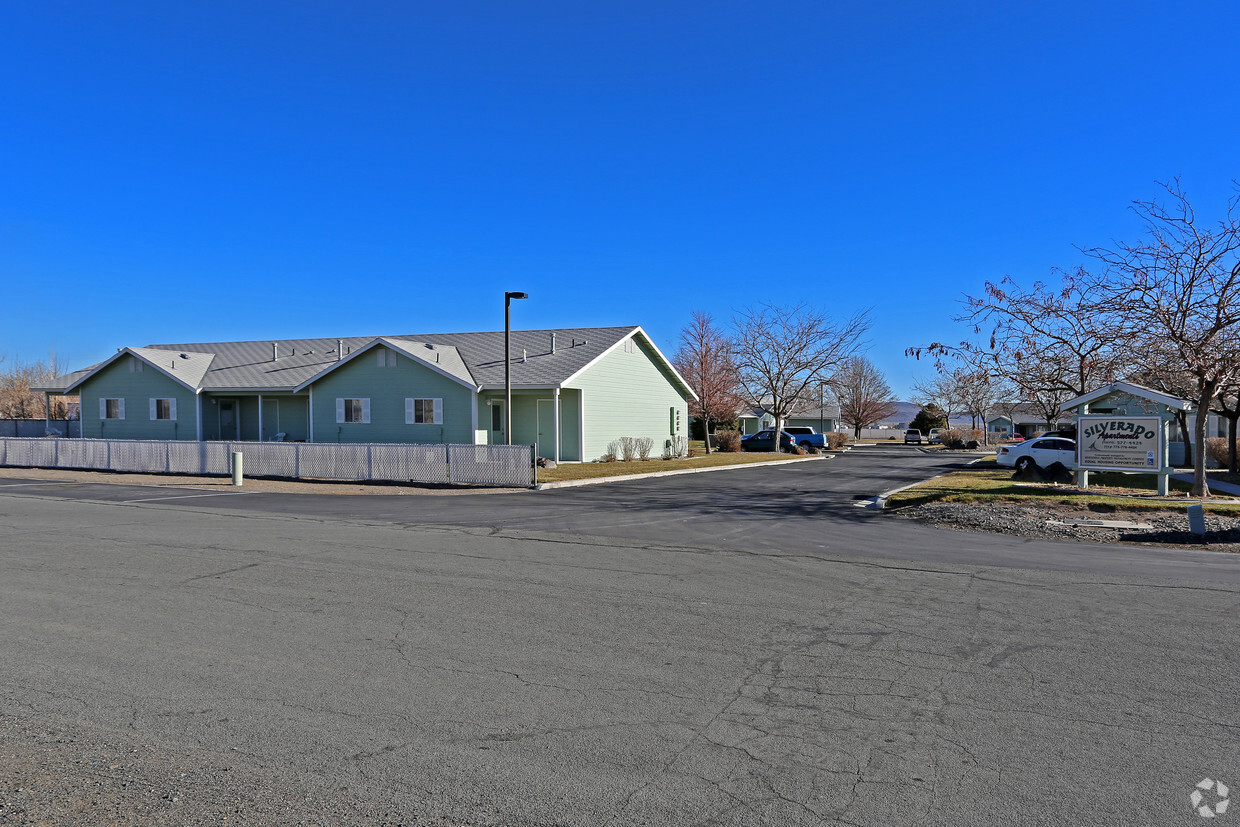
[504,291,528,445]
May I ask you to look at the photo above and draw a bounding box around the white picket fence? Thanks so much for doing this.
[0,437,534,487]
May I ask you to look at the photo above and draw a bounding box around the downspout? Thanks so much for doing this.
[471,388,479,444]
[308,386,315,443]
[259,395,264,442]
[196,391,203,441]
[553,387,561,463]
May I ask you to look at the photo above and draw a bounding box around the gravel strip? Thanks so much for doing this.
[891,500,1240,550]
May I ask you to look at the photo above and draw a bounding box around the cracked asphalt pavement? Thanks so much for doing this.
[1,447,1238,825]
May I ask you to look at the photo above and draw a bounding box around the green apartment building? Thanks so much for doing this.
[39,326,694,463]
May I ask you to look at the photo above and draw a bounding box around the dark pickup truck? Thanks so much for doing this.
[782,426,828,450]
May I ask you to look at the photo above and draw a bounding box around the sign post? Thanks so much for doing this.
[1076,415,1168,494]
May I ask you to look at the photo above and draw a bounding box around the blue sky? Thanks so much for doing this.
[3,1,1238,397]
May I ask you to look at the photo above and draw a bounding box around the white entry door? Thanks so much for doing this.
[536,399,555,459]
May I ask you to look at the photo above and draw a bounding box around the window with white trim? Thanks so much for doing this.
[150,398,177,420]
[405,397,443,424]
[336,398,370,424]
[101,398,125,419]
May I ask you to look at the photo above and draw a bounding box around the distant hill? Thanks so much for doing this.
[882,401,974,428]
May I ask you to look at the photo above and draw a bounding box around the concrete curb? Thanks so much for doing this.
[534,455,827,490]
[867,456,990,509]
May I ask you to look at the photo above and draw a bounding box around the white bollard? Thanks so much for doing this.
[231,451,243,487]
[1187,503,1206,536]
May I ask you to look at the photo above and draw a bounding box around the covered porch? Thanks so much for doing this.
[200,393,310,442]
[477,388,581,462]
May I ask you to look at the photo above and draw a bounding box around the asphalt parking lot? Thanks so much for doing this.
[2,448,1238,825]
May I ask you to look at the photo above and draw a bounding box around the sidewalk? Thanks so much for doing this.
[1171,472,1240,496]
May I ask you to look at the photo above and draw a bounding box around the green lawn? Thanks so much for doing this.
[883,466,1240,513]
[536,451,815,482]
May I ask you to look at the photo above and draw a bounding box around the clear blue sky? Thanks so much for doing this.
[3,1,1238,397]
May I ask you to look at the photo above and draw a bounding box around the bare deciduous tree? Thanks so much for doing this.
[1086,180,1240,497]
[954,369,999,431]
[833,356,898,438]
[911,373,962,427]
[673,311,742,455]
[0,354,73,420]
[908,269,1126,425]
[732,303,870,450]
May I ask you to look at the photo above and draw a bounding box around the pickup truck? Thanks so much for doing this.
[782,426,828,450]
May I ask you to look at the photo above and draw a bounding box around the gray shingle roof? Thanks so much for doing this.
[41,326,660,394]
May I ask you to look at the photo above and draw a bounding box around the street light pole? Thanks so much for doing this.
[504,291,528,445]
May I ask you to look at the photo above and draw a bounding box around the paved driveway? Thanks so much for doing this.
[1,448,1237,825]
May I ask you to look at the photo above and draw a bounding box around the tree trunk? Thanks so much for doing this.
[854,424,861,438]
[1192,392,1214,498]
[772,413,784,453]
[1175,410,1193,470]
[1230,413,1238,473]
[703,415,711,455]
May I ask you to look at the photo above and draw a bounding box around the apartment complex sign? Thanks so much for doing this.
[1077,415,1163,472]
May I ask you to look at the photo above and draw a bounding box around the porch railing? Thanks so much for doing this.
[0,438,534,488]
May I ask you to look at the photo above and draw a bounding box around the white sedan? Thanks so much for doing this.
[996,437,1078,472]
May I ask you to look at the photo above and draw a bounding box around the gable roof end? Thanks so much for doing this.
[60,347,214,394]
[561,326,698,400]
[292,337,478,393]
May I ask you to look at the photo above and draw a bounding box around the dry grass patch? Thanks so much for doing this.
[884,467,1240,514]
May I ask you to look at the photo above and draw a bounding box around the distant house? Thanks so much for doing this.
[737,405,841,435]
[36,326,695,463]
[986,404,1073,439]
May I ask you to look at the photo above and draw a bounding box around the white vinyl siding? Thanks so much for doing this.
[101,398,125,420]
[150,398,177,420]
[406,397,442,424]
[336,398,370,424]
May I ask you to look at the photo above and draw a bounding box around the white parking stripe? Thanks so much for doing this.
[0,481,81,487]
[120,491,254,503]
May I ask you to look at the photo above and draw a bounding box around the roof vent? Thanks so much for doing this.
[180,353,190,359]
[550,332,557,354]
[272,343,279,362]
[522,349,527,363]
[337,340,343,361]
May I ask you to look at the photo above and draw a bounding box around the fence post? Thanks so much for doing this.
[232,451,244,486]
[446,444,452,484]
[532,445,538,485]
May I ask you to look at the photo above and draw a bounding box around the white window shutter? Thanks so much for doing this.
[361,399,371,424]
[387,350,397,367]
[405,398,415,424]
[433,398,443,424]
[117,399,125,420]
[377,348,386,366]
[169,399,177,421]
[150,399,157,420]
[100,398,108,419]
[336,398,345,424]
